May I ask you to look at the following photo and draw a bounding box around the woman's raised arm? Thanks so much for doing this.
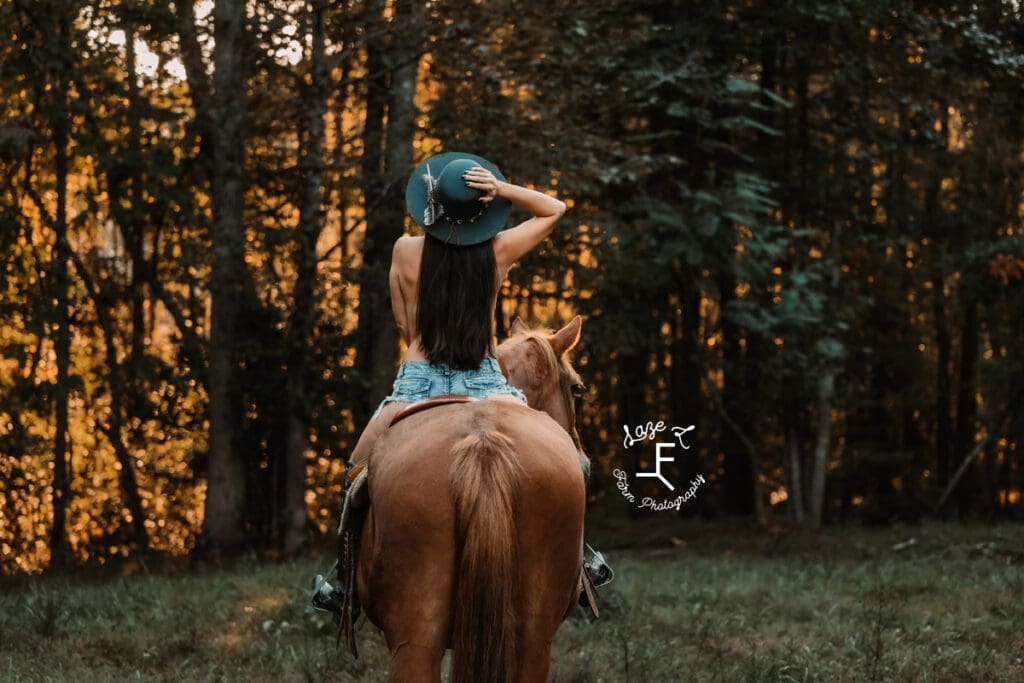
[463,166,567,274]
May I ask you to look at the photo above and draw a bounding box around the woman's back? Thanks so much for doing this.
[390,159,568,367]
[391,235,487,362]
[390,235,548,366]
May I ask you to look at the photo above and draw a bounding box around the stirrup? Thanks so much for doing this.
[583,543,614,588]
[311,568,343,624]
[311,458,356,622]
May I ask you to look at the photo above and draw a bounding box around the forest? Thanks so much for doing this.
[2,0,1023,575]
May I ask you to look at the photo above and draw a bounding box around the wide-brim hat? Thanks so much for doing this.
[405,151,512,245]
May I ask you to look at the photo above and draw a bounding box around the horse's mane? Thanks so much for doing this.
[507,330,563,389]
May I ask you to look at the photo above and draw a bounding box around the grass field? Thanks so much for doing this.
[1,519,1021,682]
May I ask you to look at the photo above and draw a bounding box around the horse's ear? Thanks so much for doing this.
[510,317,530,336]
[549,315,582,356]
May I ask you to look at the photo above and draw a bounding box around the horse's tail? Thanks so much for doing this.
[449,429,521,683]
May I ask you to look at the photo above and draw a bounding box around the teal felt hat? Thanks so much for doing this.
[405,151,512,245]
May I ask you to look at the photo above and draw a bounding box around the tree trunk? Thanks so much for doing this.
[618,352,646,518]
[806,41,846,526]
[353,0,424,424]
[807,39,848,527]
[670,284,702,514]
[718,270,754,516]
[385,2,422,180]
[352,0,391,427]
[124,22,147,369]
[117,19,152,464]
[926,102,953,496]
[174,0,215,174]
[953,298,979,517]
[777,38,806,524]
[930,274,952,493]
[807,214,843,528]
[48,13,72,569]
[201,0,248,554]
[702,361,766,525]
[67,249,151,554]
[785,424,806,524]
[808,370,835,526]
[281,0,328,556]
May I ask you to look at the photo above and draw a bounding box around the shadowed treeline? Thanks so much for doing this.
[1,0,1022,573]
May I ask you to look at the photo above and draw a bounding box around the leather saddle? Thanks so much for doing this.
[341,395,480,495]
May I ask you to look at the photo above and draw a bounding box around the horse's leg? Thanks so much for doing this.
[375,538,453,683]
[516,565,577,683]
[514,429,586,683]
[517,558,576,682]
[364,429,458,683]
[519,637,555,682]
[385,637,446,682]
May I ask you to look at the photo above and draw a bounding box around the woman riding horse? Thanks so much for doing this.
[351,151,565,462]
[312,152,610,678]
[354,317,600,681]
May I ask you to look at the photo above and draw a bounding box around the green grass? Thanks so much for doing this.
[1,520,1022,682]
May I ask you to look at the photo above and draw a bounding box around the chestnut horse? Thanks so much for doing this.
[354,316,589,682]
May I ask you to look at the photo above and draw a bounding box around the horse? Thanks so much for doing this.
[353,315,590,682]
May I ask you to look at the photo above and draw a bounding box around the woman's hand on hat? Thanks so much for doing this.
[462,166,503,204]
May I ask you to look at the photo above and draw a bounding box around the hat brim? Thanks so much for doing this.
[405,151,512,246]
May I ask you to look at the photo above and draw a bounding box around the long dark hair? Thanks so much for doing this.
[417,234,497,370]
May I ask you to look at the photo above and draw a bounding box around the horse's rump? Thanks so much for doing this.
[360,400,586,681]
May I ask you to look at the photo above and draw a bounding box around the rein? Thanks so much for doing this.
[556,363,586,455]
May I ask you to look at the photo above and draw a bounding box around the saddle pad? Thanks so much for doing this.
[388,394,480,427]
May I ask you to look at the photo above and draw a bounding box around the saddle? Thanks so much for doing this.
[341,395,481,515]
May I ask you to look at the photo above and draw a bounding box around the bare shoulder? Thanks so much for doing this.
[393,233,421,251]
[392,234,423,258]
[392,235,423,275]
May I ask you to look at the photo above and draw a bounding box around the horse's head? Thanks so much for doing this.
[496,316,588,468]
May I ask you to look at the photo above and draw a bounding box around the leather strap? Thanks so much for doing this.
[345,460,367,484]
[581,567,600,619]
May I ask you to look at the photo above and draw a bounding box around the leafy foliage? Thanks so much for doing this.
[1,0,1023,571]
